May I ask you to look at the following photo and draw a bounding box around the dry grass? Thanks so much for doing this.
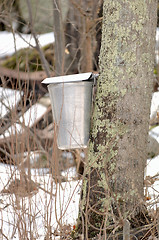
[0,79,83,240]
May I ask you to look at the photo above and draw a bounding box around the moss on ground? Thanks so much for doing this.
[2,43,54,72]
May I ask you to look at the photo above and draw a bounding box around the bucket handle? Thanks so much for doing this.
[92,73,99,86]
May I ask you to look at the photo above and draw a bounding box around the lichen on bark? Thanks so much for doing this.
[77,0,157,238]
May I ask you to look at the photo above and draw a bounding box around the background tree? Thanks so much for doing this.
[64,0,103,74]
[0,0,30,33]
[77,0,157,238]
[52,0,65,76]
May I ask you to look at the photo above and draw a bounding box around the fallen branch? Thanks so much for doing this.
[0,65,52,82]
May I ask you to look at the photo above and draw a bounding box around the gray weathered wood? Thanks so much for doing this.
[123,219,130,240]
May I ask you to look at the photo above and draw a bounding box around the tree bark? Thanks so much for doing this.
[78,0,157,238]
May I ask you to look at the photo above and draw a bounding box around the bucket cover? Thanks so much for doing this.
[42,72,93,84]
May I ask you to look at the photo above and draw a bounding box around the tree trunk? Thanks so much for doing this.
[52,0,65,76]
[78,0,157,238]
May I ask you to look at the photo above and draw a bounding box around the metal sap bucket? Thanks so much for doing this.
[42,72,96,149]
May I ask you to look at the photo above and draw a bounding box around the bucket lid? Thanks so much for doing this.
[42,72,93,84]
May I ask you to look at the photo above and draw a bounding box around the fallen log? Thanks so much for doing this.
[0,65,49,82]
[0,65,53,93]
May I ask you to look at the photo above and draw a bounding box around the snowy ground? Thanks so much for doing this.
[0,31,54,58]
[0,31,159,239]
[0,163,81,239]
